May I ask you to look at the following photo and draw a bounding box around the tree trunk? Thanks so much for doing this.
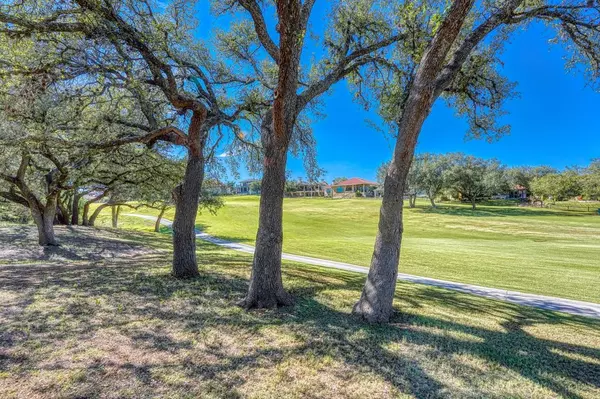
[82,190,110,226]
[353,0,474,323]
[88,203,110,227]
[71,191,82,225]
[429,195,437,208]
[471,198,477,210]
[30,196,58,246]
[239,116,294,309]
[238,0,305,308]
[56,197,70,225]
[352,134,410,323]
[111,205,120,228]
[171,110,207,279]
[82,203,90,226]
[155,204,167,233]
[409,194,416,208]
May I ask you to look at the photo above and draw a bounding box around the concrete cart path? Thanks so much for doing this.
[125,213,600,319]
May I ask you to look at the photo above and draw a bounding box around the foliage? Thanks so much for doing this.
[506,165,557,193]
[249,180,261,194]
[0,198,30,223]
[531,171,582,202]
[446,154,507,208]
[580,159,600,200]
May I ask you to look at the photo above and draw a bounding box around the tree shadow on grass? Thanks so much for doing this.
[0,228,599,398]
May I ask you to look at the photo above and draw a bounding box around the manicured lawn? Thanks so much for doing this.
[119,196,600,303]
[1,225,599,398]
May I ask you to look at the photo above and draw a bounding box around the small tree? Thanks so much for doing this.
[249,180,262,195]
[446,155,506,210]
[417,153,453,208]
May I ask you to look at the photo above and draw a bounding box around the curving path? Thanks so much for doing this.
[125,213,600,319]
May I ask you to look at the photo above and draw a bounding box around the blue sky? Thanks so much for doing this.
[287,22,600,182]
[196,4,600,183]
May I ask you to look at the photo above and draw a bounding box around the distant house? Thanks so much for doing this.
[512,185,528,200]
[235,179,260,195]
[331,177,379,197]
[492,185,528,200]
[286,181,330,197]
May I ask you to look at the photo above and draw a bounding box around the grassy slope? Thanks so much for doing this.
[1,223,599,398]
[118,196,600,303]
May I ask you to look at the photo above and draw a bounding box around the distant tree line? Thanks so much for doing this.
[377,154,600,209]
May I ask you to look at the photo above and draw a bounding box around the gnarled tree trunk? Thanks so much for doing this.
[30,195,59,246]
[155,204,167,232]
[352,133,411,323]
[239,117,293,308]
[88,203,110,226]
[56,196,70,225]
[429,195,437,208]
[354,0,475,323]
[171,110,207,279]
[71,189,82,225]
[82,190,109,226]
[239,0,303,308]
[111,205,120,228]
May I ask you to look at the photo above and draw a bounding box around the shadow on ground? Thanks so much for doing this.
[0,226,598,398]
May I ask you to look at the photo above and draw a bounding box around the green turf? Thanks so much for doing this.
[96,196,600,303]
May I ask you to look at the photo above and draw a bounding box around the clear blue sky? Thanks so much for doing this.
[196,4,600,183]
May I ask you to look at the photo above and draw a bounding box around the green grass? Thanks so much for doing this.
[113,196,600,303]
[1,224,599,398]
[546,201,600,213]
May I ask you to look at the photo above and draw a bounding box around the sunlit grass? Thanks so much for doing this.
[97,196,600,303]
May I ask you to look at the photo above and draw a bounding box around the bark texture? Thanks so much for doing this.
[354,0,475,323]
[240,1,304,308]
[429,196,437,208]
[171,110,207,279]
[30,195,59,246]
[239,115,294,308]
[155,205,167,232]
[88,203,110,226]
[71,190,82,225]
[111,205,120,228]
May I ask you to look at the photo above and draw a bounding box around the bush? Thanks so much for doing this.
[355,191,363,197]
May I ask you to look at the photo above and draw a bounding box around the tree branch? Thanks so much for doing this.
[297,33,406,110]
[237,0,280,63]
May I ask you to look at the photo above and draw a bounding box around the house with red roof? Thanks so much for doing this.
[330,177,379,198]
